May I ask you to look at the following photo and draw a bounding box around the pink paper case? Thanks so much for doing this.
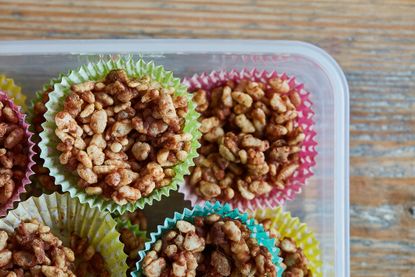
[0,90,35,217]
[179,69,317,211]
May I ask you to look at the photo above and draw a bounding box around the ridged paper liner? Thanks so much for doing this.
[0,192,128,276]
[0,91,35,217]
[115,216,147,239]
[0,75,27,111]
[114,214,147,272]
[27,76,64,196]
[179,69,317,211]
[39,58,201,214]
[132,201,284,277]
[250,207,322,276]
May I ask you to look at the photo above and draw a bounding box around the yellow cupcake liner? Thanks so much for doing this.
[0,74,27,111]
[0,192,128,276]
[250,207,322,277]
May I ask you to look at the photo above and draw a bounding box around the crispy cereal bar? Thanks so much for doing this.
[141,214,276,276]
[120,227,146,271]
[0,220,109,277]
[260,219,312,277]
[0,220,76,277]
[118,210,147,270]
[54,69,191,205]
[119,210,148,231]
[0,100,29,205]
[70,234,110,277]
[32,87,60,193]
[190,78,304,202]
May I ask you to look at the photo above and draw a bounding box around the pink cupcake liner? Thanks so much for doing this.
[0,90,35,217]
[178,69,317,211]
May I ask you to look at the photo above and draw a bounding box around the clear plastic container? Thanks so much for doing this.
[0,39,350,276]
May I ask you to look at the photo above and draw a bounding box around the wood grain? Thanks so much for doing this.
[0,0,414,275]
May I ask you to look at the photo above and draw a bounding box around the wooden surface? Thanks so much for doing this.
[0,0,414,275]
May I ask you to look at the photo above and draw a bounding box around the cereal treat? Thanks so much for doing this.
[119,209,148,231]
[31,87,60,193]
[54,69,191,205]
[141,215,277,276]
[260,219,312,277]
[190,78,305,202]
[117,210,147,270]
[0,219,76,277]
[0,100,31,205]
[70,234,110,277]
[120,227,146,271]
[0,219,111,277]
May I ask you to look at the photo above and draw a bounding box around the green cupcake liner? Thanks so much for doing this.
[132,201,284,277]
[0,192,128,276]
[28,74,64,135]
[26,76,65,197]
[115,216,147,239]
[39,58,201,214]
[114,212,148,273]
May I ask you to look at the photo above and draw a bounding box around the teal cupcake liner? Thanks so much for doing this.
[39,58,201,214]
[132,201,284,277]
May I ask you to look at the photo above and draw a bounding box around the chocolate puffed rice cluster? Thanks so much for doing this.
[0,220,110,277]
[142,214,276,277]
[260,219,312,277]
[190,78,305,202]
[0,100,30,205]
[54,69,191,205]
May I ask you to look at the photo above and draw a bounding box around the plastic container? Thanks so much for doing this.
[0,39,349,277]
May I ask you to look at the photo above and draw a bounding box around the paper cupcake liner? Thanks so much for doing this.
[179,69,317,211]
[27,76,65,196]
[25,179,59,198]
[115,216,147,239]
[250,207,322,276]
[0,192,128,276]
[39,58,201,214]
[28,74,66,134]
[0,75,27,111]
[114,213,148,272]
[0,91,35,217]
[132,201,284,277]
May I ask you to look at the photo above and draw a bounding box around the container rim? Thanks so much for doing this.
[0,39,349,276]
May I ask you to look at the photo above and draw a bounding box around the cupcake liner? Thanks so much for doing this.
[27,76,64,196]
[28,75,64,136]
[250,207,322,276]
[115,216,147,239]
[28,74,66,133]
[0,192,128,276]
[114,212,147,272]
[0,91,35,217]
[0,75,27,111]
[179,69,317,211]
[132,201,284,277]
[25,179,58,198]
[39,58,201,214]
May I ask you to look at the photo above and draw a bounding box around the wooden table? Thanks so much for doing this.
[0,0,414,275]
